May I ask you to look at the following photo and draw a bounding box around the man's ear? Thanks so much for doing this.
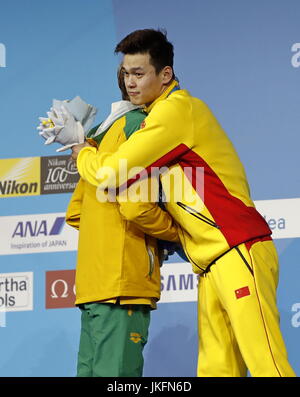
[161,66,173,85]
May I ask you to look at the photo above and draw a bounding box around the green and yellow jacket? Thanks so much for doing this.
[66,108,178,305]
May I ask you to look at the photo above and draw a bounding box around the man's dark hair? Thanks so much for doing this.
[115,29,174,75]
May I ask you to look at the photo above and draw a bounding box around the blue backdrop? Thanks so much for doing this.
[0,0,299,377]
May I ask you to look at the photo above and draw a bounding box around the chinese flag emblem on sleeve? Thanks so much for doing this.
[235,286,250,299]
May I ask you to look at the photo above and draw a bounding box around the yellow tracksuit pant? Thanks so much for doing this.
[197,240,296,377]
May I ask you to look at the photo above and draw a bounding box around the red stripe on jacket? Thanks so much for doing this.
[179,149,272,247]
[118,143,271,248]
[118,144,190,192]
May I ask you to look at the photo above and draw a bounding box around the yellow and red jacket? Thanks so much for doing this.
[66,110,178,305]
[76,80,271,274]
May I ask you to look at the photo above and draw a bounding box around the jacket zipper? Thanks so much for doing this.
[177,202,220,229]
[146,245,155,278]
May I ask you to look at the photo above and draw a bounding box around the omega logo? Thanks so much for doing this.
[50,279,76,298]
[45,269,76,309]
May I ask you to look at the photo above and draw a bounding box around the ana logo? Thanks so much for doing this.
[140,120,146,129]
[12,217,65,238]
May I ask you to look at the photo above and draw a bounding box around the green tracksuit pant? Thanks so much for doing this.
[77,303,151,377]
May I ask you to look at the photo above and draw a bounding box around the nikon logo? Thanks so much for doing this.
[0,157,40,197]
[0,180,38,195]
[0,43,6,68]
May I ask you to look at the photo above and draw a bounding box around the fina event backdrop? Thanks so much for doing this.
[0,0,299,377]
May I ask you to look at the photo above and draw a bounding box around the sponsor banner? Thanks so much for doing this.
[0,309,6,327]
[40,155,79,194]
[0,213,78,255]
[45,270,76,309]
[0,157,40,197]
[45,265,197,309]
[254,198,300,239]
[0,155,79,198]
[160,262,198,304]
[0,272,33,312]
[0,198,299,256]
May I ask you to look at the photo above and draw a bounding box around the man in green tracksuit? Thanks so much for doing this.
[66,68,179,377]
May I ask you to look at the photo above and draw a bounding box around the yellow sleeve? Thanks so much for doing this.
[65,178,84,230]
[76,98,192,189]
[119,200,179,243]
[118,175,179,242]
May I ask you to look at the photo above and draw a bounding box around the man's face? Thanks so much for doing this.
[122,53,170,106]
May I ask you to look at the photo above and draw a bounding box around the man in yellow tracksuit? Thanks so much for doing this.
[66,79,179,376]
[71,29,296,377]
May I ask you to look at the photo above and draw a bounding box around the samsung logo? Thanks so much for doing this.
[161,273,197,292]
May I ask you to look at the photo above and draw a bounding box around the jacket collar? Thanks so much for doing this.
[143,80,179,113]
